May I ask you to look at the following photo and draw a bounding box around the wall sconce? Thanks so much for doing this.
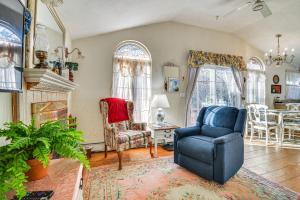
[65,47,85,59]
[54,47,84,60]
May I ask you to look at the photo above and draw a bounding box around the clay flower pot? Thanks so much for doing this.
[26,159,48,181]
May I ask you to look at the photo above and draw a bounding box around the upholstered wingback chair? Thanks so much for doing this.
[100,100,153,170]
[174,106,247,184]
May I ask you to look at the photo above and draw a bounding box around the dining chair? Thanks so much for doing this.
[251,104,280,145]
[286,103,300,111]
[246,104,260,141]
[283,103,300,140]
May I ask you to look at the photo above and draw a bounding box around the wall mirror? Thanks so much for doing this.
[163,65,180,92]
[26,0,66,68]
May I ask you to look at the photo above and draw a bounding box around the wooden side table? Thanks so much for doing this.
[150,123,180,157]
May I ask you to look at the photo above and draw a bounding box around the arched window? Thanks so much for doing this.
[112,41,151,123]
[246,57,266,104]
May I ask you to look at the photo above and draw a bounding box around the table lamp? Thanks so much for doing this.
[151,94,170,124]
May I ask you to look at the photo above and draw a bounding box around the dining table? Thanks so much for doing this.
[267,109,300,146]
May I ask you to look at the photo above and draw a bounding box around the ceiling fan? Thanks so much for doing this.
[216,0,272,20]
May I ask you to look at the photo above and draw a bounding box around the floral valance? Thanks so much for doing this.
[113,57,151,76]
[188,50,247,71]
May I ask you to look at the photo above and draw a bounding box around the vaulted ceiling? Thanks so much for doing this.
[57,0,300,66]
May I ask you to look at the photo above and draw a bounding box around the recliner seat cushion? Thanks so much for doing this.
[201,125,233,138]
[177,135,214,165]
[203,106,239,130]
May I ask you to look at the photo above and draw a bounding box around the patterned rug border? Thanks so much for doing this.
[85,156,300,200]
[239,167,300,199]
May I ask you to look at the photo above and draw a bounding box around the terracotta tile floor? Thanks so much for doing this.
[89,144,300,193]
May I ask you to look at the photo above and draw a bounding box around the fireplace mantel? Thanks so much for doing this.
[24,68,78,92]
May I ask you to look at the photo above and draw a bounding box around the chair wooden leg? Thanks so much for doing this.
[117,151,123,170]
[104,145,107,158]
[149,140,154,158]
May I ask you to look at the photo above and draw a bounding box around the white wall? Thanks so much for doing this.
[265,63,296,107]
[72,22,263,145]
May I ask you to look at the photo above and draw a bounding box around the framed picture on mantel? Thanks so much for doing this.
[271,84,281,94]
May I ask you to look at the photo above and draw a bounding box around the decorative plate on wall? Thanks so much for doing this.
[273,75,280,84]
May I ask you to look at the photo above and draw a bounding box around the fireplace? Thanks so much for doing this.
[32,101,68,127]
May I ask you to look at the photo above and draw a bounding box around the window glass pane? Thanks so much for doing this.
[246,57,265,104]
[286,71,300,99]
[189,65,241,125]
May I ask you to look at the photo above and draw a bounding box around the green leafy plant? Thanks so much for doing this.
[0,119,90,200]
[65,62,79,71]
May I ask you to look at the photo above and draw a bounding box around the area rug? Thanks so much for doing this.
[85,157,300,200]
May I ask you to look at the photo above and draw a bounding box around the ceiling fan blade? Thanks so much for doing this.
[260,1,272,18]
[221,1,252,19]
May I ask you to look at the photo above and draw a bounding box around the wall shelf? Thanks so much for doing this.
[24,68,78,92]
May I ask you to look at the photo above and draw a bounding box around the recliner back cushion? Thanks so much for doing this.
[202,106,239,130]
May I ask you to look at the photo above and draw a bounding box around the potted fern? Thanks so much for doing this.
[0,119,90,200]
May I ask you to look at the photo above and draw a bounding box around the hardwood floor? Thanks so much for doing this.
[89,144,300,193]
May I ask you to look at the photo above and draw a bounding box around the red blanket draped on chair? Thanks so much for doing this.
[100,98,129,123]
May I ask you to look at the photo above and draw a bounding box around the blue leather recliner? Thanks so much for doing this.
[174,106,247,184]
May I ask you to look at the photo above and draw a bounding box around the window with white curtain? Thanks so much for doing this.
[189,65,241,125]
[286,71,300,99]
[112,41,151,122]
[246,57,266,104]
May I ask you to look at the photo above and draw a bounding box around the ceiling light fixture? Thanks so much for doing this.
[41,0,63,7]
[265,34,295,67]
[252,0,264,11]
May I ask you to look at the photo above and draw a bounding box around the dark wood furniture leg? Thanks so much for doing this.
[149,140,154,158]
[104,145,107,158]
[117,151,123,170]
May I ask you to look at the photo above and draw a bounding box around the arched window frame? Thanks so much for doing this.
[114,40,152,61]
[246,57,266,104]
[112,40,152,123]
[247,57,265,72]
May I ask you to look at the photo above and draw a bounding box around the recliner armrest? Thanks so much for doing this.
[213,132,242,144]
[175,126,201,139]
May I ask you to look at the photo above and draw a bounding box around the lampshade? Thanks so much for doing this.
[151,94,170,108]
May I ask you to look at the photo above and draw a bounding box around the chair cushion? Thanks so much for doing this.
[177,135,215,165]
[117,130,151,152]
[118,130,151,144]
[201,125,233,138]
[203,106,239,130]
